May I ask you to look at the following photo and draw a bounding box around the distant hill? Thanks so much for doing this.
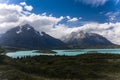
[63,31,114,47]
[0,24,65,49]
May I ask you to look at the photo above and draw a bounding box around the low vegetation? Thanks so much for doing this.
[1,53,120,80]
[0,48,6,54]
[35,50,57,54]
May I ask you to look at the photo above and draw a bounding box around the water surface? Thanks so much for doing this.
[6,49,120,58]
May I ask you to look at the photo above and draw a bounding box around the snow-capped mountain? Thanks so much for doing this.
[0,24,114,49]
[63,31,113,46]
[0,24,65,49]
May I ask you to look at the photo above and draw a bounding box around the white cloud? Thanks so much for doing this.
[20,2,33,11]
[42,12,47,16]
[0,4,23,13]
[78,22,120,45]
[66,16,71,19]
[51,22,120,45]
[20,2,26,6]
[67,16,79,22]
[49,24,82,39]
[24,5,33,11]
[0,2,64,34]
[76,0,108,7]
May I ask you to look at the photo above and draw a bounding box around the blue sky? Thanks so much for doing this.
[0,0,120,44]
[4,0,120,23]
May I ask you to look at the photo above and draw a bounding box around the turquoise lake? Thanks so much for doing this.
[6,49,120,58]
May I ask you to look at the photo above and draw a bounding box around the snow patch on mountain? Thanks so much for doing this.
[16,26,22,34]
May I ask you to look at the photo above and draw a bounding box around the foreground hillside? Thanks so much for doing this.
[1,53,120,80]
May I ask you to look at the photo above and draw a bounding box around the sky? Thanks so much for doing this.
[0,0,120,44]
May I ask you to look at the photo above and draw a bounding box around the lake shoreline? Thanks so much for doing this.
[5,48,120,58]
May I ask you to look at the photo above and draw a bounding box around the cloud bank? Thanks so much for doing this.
[0,2,120,45]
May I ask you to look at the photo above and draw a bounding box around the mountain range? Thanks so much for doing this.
[0,24,114,49]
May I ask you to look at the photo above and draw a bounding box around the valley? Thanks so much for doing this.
[0,24,119,80]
